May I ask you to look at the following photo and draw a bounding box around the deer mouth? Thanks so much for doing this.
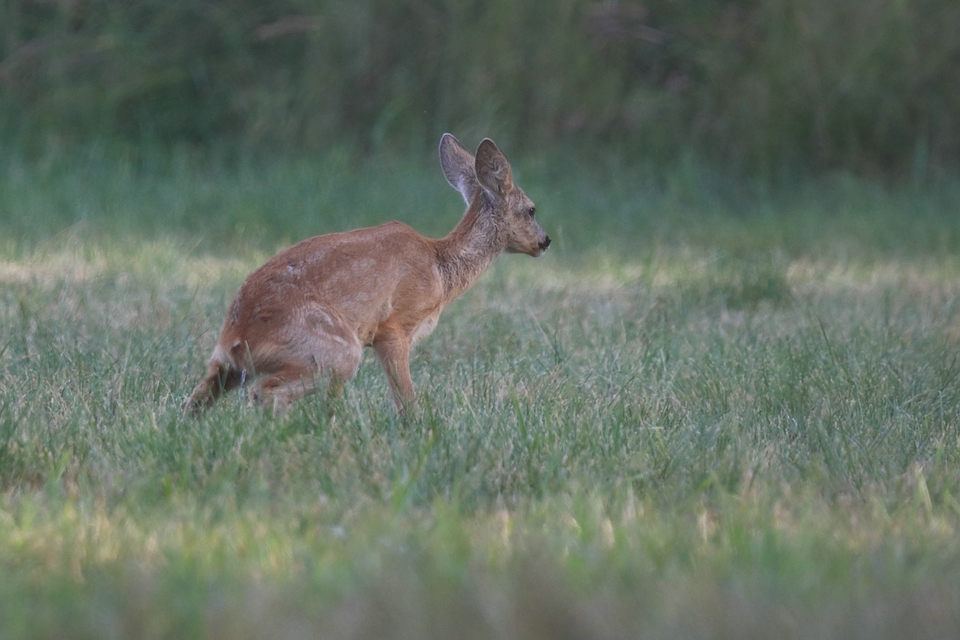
[530,235,551,256]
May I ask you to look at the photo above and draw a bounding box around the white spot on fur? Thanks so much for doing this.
[411,314,439,344]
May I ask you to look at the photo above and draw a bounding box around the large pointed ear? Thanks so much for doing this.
[474,138,513,199]
[439,134,479,205]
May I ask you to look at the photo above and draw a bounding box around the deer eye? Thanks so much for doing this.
[527,206,536,218]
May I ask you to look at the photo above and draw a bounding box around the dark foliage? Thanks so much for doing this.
[1,0,958,175]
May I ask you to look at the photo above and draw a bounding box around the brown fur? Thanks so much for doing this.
[184,135,550,416]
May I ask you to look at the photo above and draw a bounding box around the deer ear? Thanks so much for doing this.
[439,134,479,205]
[474,138,513,199]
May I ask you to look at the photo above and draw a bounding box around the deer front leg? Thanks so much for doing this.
[373,336,416,414]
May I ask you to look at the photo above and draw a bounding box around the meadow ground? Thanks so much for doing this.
[2,147,960,638]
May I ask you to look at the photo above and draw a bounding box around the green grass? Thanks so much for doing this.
[2,147,960,638]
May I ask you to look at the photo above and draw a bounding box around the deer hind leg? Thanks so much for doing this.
[251,349,362,414]
[250,305,363,414]
[250,363,317,414]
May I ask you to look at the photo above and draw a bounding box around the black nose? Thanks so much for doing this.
[540,236,551,251]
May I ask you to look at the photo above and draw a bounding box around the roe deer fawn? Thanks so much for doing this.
[184,134,550,417]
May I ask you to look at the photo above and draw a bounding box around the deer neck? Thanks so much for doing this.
[435,199,504,301]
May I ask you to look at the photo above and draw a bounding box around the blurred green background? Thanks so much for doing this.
[2,0,957,176]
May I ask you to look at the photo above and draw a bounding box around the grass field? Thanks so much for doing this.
[2,146,960,638]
